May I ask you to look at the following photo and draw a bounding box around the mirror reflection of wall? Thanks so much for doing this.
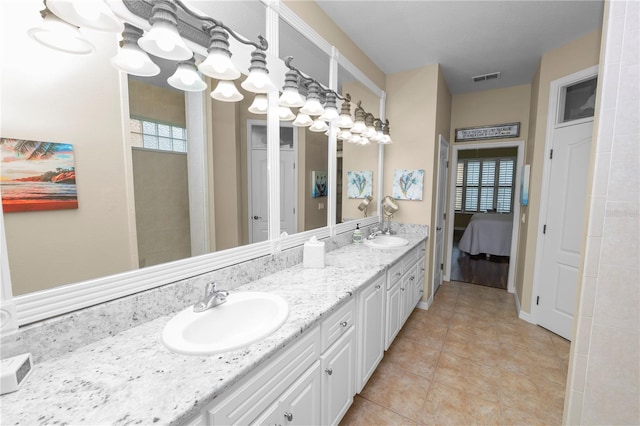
[339,65,380,222]
[279,16,330,233]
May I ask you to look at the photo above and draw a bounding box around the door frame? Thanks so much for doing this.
[531,65,598,324]
[431,134,449,300]
[444,139,525,294]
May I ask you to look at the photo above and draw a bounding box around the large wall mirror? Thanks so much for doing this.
[0,0,384,328]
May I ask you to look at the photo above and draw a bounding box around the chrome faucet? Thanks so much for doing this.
[367,227,382,240]
[193,282,229,313]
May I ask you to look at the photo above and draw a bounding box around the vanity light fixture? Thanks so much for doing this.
[363,113,378,139]
[168,56,207,92]
[211,80,244,102]
[46,0,123,32]
[299,82,325,116]
[241,48,276,94]
[279,106,296,121]
[28,7,94,55]
[309,118,329,133]
[292,112,313,127]
[380,120,393,144]
[337,94,354,129]
[137,0,192,61]
[279,69,306,108]
[337,129,352,141]
[318,92,339,122]
[111,24,160,76]
[350,101,367,134]
[198,26,240,80]
[248,94,268,115]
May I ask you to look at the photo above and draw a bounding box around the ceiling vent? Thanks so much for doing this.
[472,72,501,82]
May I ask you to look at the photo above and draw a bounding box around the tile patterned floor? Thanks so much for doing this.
[340,281,570,426]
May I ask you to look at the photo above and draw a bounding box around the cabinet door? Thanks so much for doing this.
[281,361,321,426]
[357,275,385,393]
[403,264,418,322]
[321,328,356,426]
[385,280,402,350]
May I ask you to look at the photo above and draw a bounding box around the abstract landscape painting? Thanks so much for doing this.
[1,138,78,212]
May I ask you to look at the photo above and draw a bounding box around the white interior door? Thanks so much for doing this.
[433,135,449,296]
[279,126,297,236]
[250,148,269,243]
[537,121,592,339]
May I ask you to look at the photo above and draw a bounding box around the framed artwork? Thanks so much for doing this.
[393,169,424,200]
[521,164,530,206]
[311,170,327,198]
[1,138,78,212]
[347,170,373,198]
[455,122,520,142]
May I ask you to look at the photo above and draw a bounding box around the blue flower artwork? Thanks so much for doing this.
[347,171,373,198]
[392,169,424,200]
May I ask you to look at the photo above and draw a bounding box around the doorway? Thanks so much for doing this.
[445,140,524,294]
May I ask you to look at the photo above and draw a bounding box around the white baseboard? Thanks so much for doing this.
[514,293,535,324]
[417,294,432,310]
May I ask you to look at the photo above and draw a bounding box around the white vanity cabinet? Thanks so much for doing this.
[355,274,385,393]
[320,299,356,426]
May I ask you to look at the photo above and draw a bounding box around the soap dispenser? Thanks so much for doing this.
[353,223,363,244]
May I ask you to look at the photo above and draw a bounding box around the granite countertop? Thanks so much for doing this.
[0,235,426,426]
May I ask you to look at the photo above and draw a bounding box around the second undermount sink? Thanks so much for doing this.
[162,291,289,356]
[364,235,409,249]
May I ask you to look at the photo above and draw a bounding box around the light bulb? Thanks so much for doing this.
[211,80,243,102]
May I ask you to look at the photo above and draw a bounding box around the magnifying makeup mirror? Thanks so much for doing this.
[357,195,373,217]
[381,195,399,234]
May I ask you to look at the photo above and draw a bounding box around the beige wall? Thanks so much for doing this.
[302,129,329,231]
[385,64,450,301]
[1,0,134,295]
[516,30,601,312]
[283,0,385,90]
[565,1,639,422]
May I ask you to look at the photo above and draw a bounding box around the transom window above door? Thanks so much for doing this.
[455,158,516,214]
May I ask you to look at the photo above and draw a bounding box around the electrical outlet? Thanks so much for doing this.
[318,203,324,210]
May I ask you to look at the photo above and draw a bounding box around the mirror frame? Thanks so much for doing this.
[0,0,385,330]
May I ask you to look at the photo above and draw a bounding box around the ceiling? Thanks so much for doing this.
[315,0,604,94]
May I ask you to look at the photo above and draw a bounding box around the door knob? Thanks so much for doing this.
[436,227,442,231]
[253,215,262,220]
[284,412,293,421]
[325,368,333,375]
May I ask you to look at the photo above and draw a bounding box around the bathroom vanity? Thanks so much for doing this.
[0,232,427,425]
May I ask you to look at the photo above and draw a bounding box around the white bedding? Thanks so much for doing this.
[458,213,513,256]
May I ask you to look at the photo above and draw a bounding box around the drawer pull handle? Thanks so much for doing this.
[395,272,401,277]
[375,284,381,289]
[410,276,415,281]
[325,368,333,375]
[401,287,405,291]
[284,412,293,421]
[340,321,348,328]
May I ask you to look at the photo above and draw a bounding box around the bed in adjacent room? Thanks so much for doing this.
[458,213,513,257]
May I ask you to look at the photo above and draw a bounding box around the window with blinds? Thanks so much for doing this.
[129,118,188,153]
[455,158,515,213]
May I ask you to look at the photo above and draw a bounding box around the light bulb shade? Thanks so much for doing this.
[348,134,361,144]
[138,0,191,61]
[111,44,160,76]
[279,70,305,107]
[279,106,295,121]
[198,27,240,80]
[319,106,339,122]
[358,136,371,146]
[46,0,123,32]
[293,113,313,127]
[350,120,367,134]
[338,113,354,129]
[248,94,268,114]
[112,24,160,76]
[241,49,275,93]
[168,58,206,92]
[279,88,305,108]
[211,80,243,102]
[309,119,329,133]
[299,82,324,116]
[28,9,94,54]
[337,129,352,141]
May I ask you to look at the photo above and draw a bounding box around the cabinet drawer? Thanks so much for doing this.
[416,257,426,281]
[207,327,320,425]
[321,299,355,353]
[387,261,403,289]
[402,247,418,270]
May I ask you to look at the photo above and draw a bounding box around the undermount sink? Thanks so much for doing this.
[162,291,289,356]
[364,235,409,249]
